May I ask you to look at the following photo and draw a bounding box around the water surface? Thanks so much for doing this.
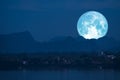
[0,69,120,80]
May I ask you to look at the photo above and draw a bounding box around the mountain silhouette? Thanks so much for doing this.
[0,31,38,53]
[0,31,119,53]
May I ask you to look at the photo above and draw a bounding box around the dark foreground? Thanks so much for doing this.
[1,69,120,80]
[0,52,120,70]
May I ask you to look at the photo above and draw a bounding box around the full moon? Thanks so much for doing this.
[77,11,108,39]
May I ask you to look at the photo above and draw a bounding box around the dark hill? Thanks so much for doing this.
[0,31,119,53]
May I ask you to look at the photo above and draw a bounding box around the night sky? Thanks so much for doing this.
[0,0,120,41]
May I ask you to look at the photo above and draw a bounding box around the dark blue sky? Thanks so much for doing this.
[0,0,120,41]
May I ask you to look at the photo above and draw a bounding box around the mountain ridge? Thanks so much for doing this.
[0,31,119,53]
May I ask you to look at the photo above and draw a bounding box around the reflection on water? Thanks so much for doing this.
[0,69,120,80]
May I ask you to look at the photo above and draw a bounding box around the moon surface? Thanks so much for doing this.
[77,11,108,39]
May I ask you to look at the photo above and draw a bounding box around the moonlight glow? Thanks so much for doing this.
[77,11,108,39]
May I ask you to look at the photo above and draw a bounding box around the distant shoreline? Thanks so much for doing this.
[0,52,120,70]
